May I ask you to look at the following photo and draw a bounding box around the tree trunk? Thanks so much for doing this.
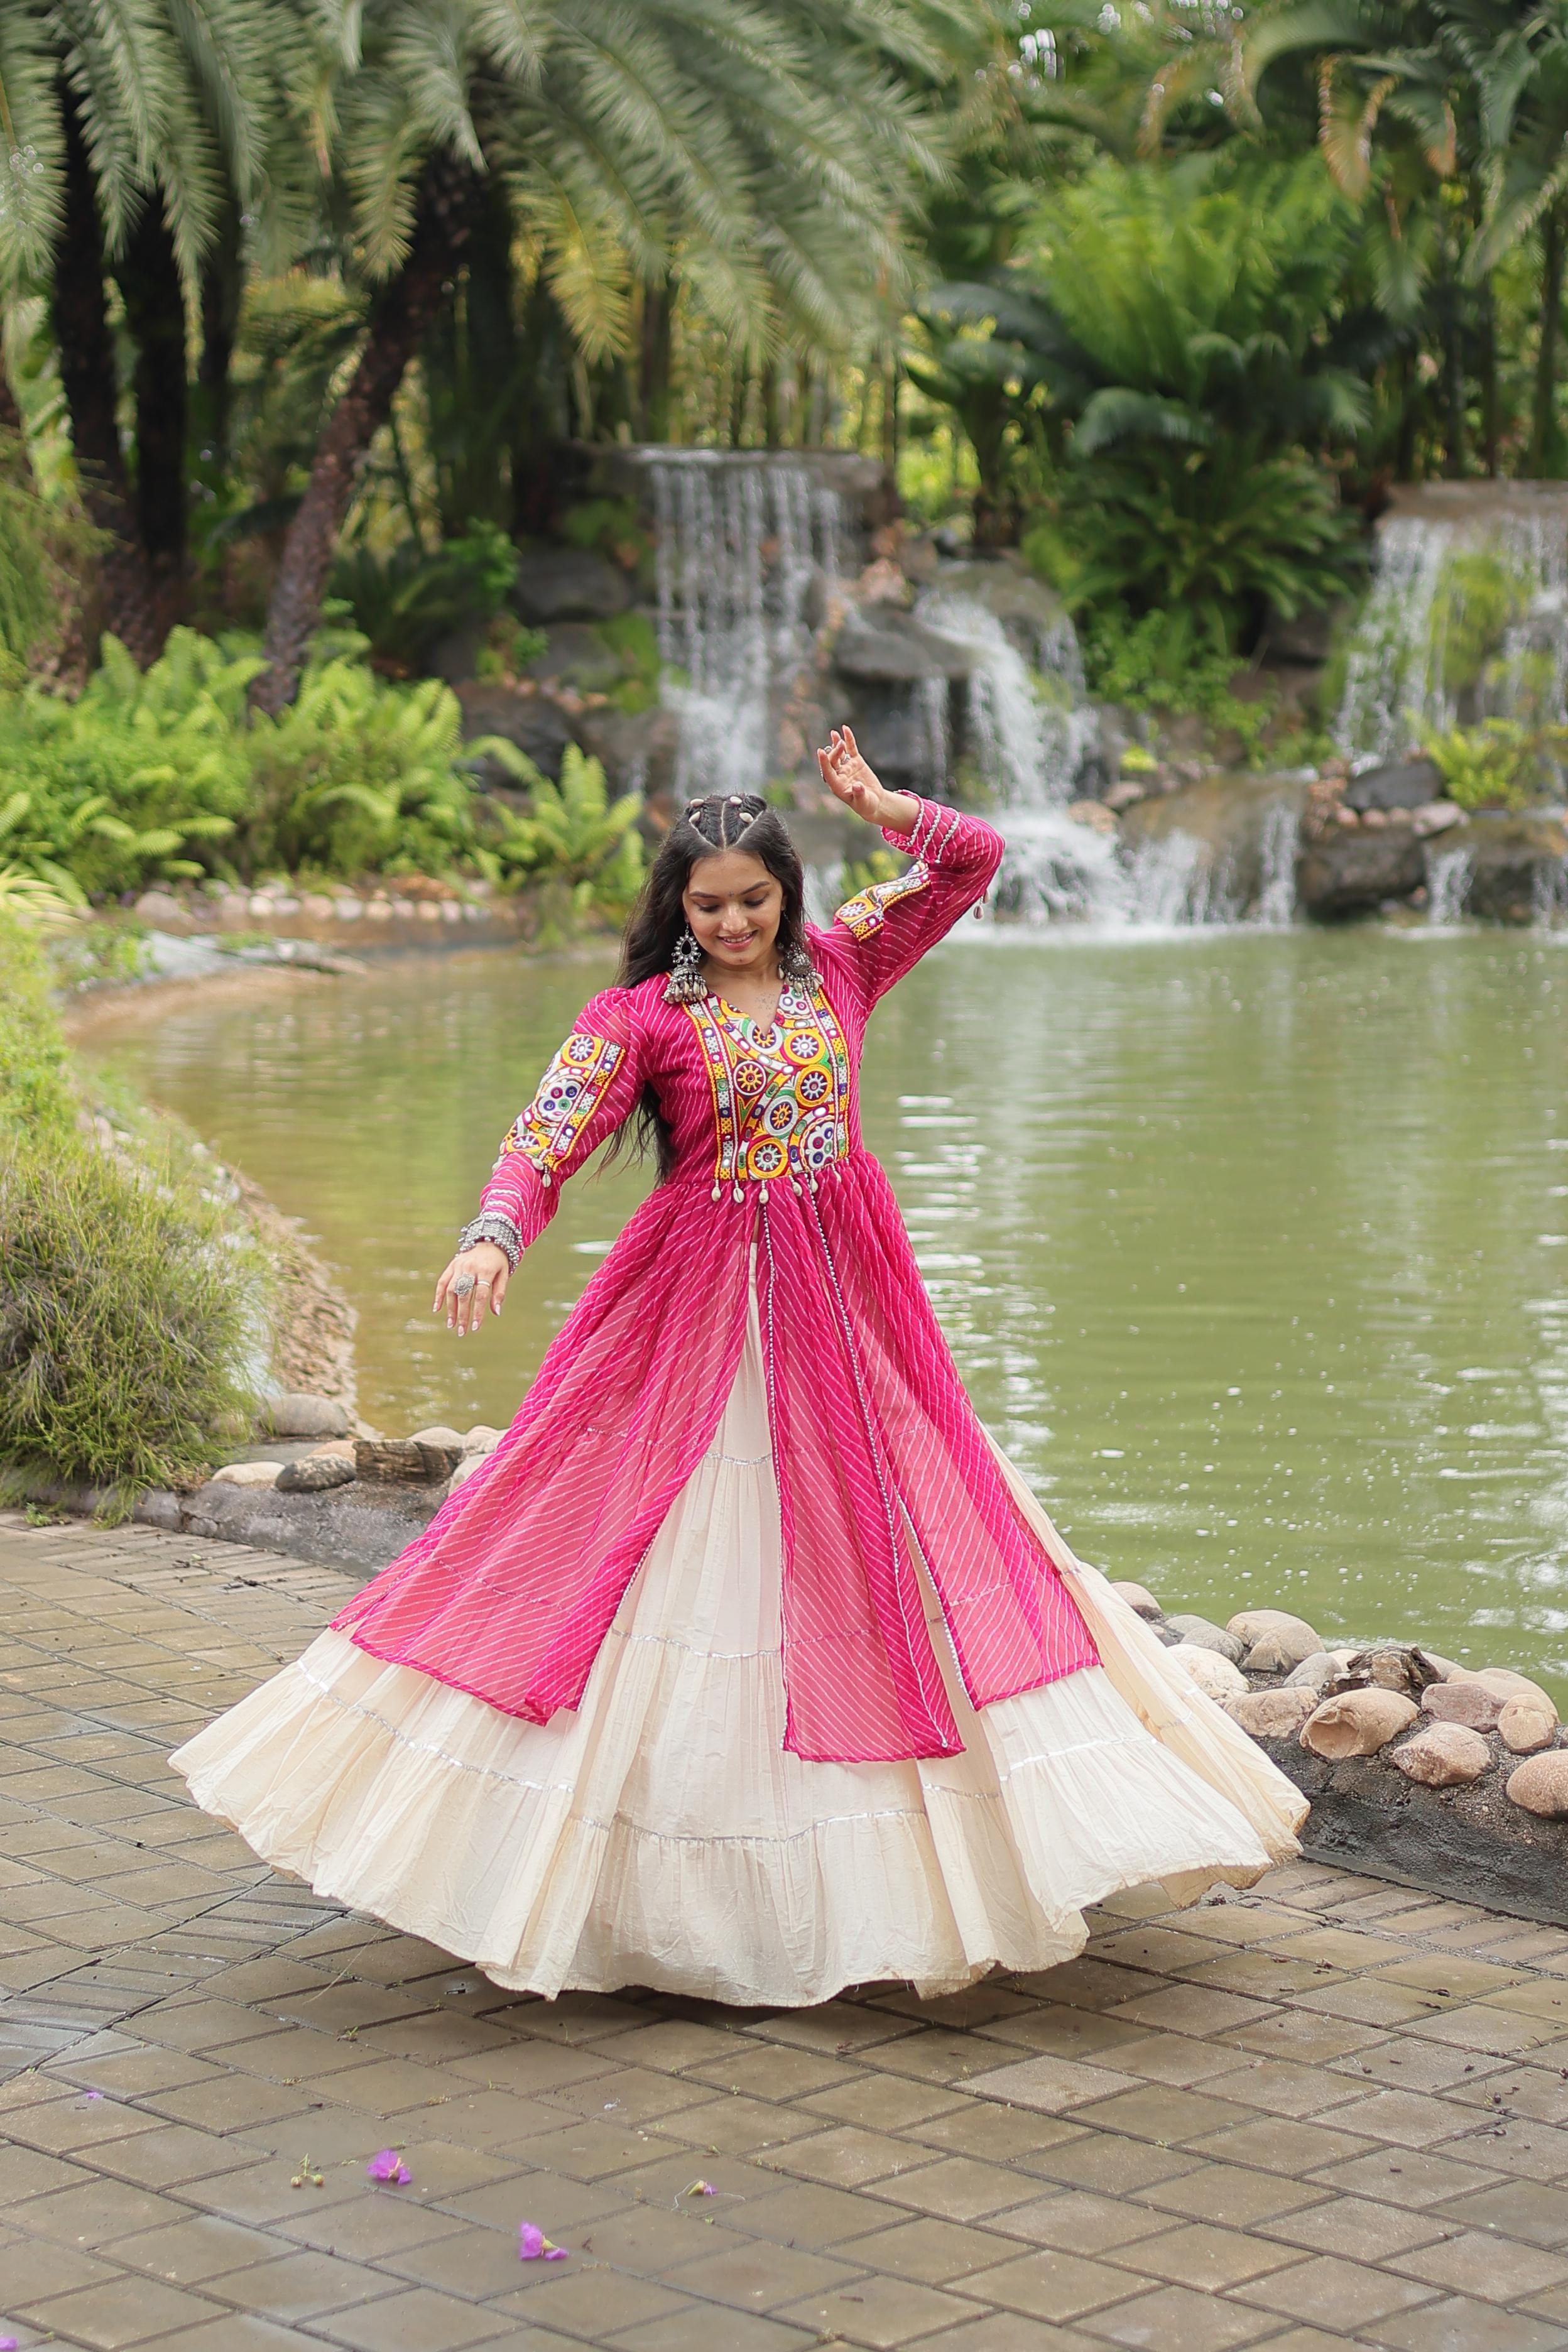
[881,344,900,473]
[1530,199,1567,477]
[1478,272,1500,477]
[196,193,242,477]
[52,87,165,665]
[1441,283,1465,479]
[115,196,188,629]
[253,148,484,714]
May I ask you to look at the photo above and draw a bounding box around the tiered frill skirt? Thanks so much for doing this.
[171,1310,1305,2006]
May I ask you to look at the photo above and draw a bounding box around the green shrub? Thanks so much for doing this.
[0,1138,258,1510]
[0,908,75,1138]
[1418,717,1568,812]
[1077,608,1280,763]
[329,525,519,677]
[479,743,645,922]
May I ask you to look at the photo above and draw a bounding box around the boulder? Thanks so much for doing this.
[445,1452,491,1497]
[520,621,625,694]
[307,1439,357,1462]
[1228,1607,1317,1648]
[1170,1647,1247,1702]
[455,682,575,784]
[1463,812,1568,926]
[1282,1652,1339,1691]
[463,1425,505,1456]
[1338,1643,1444,1697]
[1499,1694,1560,1755]
[409,1427,466,1481]
[1226,1687,1318,1741]
[210,1461,283,1489]
[276,1455,356,1494]
[1344,759,1443,815]
[1391,1724,1491,1788]
[1167,1615,1245,1665]
[514,547,633,623]
[1474,1667,1558,1709]
[1507,1753,1568,1818]
[355,1439,433,1485]
[264,1392,351,1442]
[1244,1619,1324,1675]
[1297,825,1426,919]
[1423,1680,1505,1732]
[1301,1688,1418,1760]
[830,608,974,685]
[574,704,682,799]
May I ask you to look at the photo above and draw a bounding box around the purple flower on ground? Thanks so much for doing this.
[364,2149,411,2184]
[519,2221,567,2260]
[83,2090,104,2101]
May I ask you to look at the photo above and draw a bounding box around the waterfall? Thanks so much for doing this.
[915,591,1097,808]
[1427,846,1474,925]
[648,451,844,799]
[1336,502,1568,770]
[1256,802,1302,928]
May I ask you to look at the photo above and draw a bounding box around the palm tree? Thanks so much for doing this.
[0,0,275,659]
[251,0,952,712]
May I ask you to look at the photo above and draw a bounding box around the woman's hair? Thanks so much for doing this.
[611,792,809,1179]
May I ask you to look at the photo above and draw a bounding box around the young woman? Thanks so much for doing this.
[173,732,1304,2006]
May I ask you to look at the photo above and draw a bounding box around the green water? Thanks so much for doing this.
[85,928,1568,1697]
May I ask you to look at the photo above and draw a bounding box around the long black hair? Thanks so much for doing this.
[611,792,810,1179]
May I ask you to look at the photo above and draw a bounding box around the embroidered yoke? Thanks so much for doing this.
[333,798,1099,1763]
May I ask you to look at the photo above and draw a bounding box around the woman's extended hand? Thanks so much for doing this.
[816,726,920,833]
[433,1243,512,1337]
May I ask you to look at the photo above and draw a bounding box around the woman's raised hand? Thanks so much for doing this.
[433,1242,512,1337]
[816,726,918,833]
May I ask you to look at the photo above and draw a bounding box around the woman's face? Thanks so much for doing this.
[683,849,784,977]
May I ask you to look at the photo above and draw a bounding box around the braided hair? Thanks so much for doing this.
[610,792,813,1178]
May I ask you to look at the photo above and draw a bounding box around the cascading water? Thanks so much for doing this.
[648,452,842,798]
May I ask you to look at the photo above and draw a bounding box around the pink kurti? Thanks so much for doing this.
[332,798,1100,1763]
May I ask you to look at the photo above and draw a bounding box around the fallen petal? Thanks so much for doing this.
[365,2148,411,2185]
[682,2178,717,2197]
[519,2221,568,2260]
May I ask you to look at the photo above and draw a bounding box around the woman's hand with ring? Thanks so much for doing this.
[433,1243,511,1337]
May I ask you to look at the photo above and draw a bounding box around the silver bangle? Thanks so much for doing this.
[457,1212,522,1270]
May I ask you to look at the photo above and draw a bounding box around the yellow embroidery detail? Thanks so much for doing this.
[686,985,851,1188]
[498,1030,624,1179]
[834,863,931,939]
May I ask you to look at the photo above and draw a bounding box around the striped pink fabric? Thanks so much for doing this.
[332,798,1099,1761]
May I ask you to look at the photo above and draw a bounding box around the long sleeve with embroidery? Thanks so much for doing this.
[825,797,1003,1006]
[466,987,643,1263]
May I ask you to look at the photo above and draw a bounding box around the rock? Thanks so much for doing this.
[454,682,575,783]
[1344,759,1442,815]
[445,1452,491,1497]
[1226,1687,1318,1740]
[1461,812,1568,925]
[1167,1615,1245,1665]
[355,1439,434,1485]
[520,621,625,694]
[1422,1681,1505,1732]
[1228,1607,1316,1647]
[1391,1724,1492,1787]
[574,703,682,799]
[1413,802,1464,839]
[409,1426,465,1481]
[210,1461,283,1489]
[276,1454,356,1493]
[1499,1694,1560,1755]
[1474,1667,1557,1708]
[918,561,1069,665]
[1297,825,1427,919]
[1508,1753,1568,1817]
[1243,1618,1324,1674]
[1109,1580,1163,1621]
[1118,776,1306,919]
[134,889,192,928]
[1282,1651,1338,1691]
[264,1391,351,1441]
[1300,1688,1418,1759]
[1170,1647,1247,1702]
[1339,1643,1444,1697]
[307,1439,357,1462]
[830,607,974,685]
[514,547,634,624]
[462,1425,505,1455]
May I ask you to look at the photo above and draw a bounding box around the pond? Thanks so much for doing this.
[84,927,1568,1701]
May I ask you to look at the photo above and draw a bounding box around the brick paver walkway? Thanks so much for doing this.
[4,1515,1568,2351]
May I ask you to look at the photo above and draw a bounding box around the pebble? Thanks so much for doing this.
[1244,1618,1324,1674]
[1300,1687,1418,1760]
[1391,1724,1491,1787]
[1109,1581,1163,1621]
[265,1392,351,1441]
[276,1455,356,1493]
[210,1462,284,1489]
[1167,1615,1246,1664]
[1506,1753,1568,1817]
[1170,1647,1247,1701]
[1226,1687,1318,1740]
[1422,1681,1504,1733]
[1498,1694,1560,1755]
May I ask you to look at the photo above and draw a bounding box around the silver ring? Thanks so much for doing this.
[452,1273,476,1297]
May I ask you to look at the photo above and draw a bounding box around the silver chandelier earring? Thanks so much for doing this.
[663,925,708,1005]
[780,937,820,991]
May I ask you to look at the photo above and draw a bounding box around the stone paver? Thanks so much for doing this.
[5,1512,1568,2350]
